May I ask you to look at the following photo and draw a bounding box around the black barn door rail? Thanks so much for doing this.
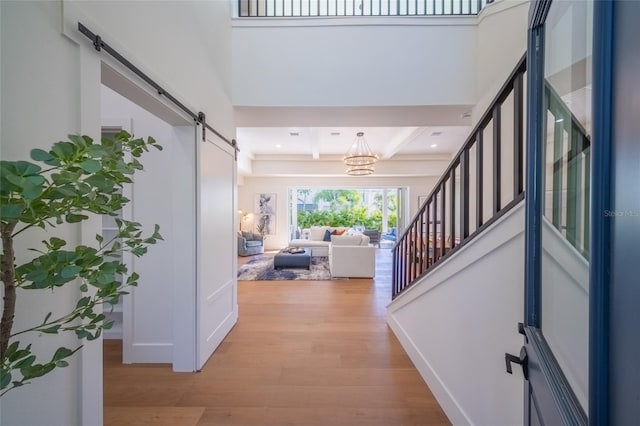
[77,22,238,152]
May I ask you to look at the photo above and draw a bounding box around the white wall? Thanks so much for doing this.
[387,202,526,426]
[239,175,438,249]
[72,0,236,137]
[1,1,234,424]
[1,3,84,424]
[232,17,476,107]
[232,1,528,113]
[248,156,451,177]
[473,0,529,121]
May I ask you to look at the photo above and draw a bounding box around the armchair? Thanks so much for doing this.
[329,245,375,278]
[238,231,264,256]
[363,229,381,247]
[328,234,375,278]
[381,227,397,242]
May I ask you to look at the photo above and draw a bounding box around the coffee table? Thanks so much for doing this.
[273,248,312,270]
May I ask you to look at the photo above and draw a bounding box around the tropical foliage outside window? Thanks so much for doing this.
[294,188,397,230]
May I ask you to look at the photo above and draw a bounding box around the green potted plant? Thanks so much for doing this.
[0,132,162,396]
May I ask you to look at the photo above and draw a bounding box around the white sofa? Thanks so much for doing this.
[288,226,375,278]
[329,235,376,278]
[289,226,362,257]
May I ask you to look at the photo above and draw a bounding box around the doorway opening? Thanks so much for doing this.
[287,187,404,247]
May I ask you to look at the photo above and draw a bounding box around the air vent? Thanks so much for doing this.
[430,131,442,137]
[289,132,299,136]
[330,132,341,136]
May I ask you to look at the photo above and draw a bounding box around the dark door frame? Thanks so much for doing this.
[589,0,614,423]
[524,0,609,423]
[525,0,640,424]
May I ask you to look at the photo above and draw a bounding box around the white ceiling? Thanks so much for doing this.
[235,105,474,178]
[236,125,472,159]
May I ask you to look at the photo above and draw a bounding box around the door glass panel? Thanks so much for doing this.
[541,0,593,411]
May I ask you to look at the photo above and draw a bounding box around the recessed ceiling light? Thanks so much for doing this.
[275,144,282,148]
[430,144,438,148]
[430,131,442,136]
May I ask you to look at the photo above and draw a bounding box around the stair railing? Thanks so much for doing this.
[393,54,526,299]
[543,83,591,258]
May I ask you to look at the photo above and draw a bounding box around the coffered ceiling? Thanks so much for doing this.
[235,105,474,178]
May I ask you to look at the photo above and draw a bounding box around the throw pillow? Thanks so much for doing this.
[323,229,332,241]
[334,229,346,235]
[309,226,327,241]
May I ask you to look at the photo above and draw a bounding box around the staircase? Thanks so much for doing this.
[387,52,592,424]
[393,54,527,299]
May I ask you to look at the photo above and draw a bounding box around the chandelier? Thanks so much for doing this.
[343,132,378,176]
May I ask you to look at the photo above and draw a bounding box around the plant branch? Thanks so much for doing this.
[1,222,17,361]
[7,293,118,338]
[11,222,39,239]
[9,309,81,338]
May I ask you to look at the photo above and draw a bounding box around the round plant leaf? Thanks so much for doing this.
[30,149,54,162]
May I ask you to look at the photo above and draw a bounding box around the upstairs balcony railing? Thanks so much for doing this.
[239,0,491,17]
[393,55,527,299]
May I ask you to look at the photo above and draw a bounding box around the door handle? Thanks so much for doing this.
[505,346,528,380]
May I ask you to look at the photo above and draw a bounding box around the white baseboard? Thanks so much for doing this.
[125,343,173,364]
[387,314,473,426]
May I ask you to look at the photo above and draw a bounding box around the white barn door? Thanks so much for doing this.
[197,131,238,369]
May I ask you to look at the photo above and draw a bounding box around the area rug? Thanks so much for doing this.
[237,255,331,281]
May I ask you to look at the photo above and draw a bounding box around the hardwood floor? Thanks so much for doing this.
[104,249,450,425]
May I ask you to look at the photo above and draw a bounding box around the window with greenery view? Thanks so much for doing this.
[292,188,397,231]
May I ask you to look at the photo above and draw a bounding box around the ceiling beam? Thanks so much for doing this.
[308,128,320,160]
[380,127,425,160]
[249,158,450,178]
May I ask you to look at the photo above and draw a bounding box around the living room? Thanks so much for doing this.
[236,128,470,250]
[234,125,472,282]
[238,187,399,278]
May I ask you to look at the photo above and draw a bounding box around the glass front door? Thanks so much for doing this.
[522,0,593,424]
[540,0,592,411]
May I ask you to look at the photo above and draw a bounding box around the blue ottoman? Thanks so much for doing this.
[273,248,312,270]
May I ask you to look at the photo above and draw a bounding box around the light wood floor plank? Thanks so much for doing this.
[105,407,205,426]
[104,249,450,425]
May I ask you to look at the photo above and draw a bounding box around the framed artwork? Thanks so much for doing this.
[254,193,276,235]
[255,214,275,235]
[255,193,276,215]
